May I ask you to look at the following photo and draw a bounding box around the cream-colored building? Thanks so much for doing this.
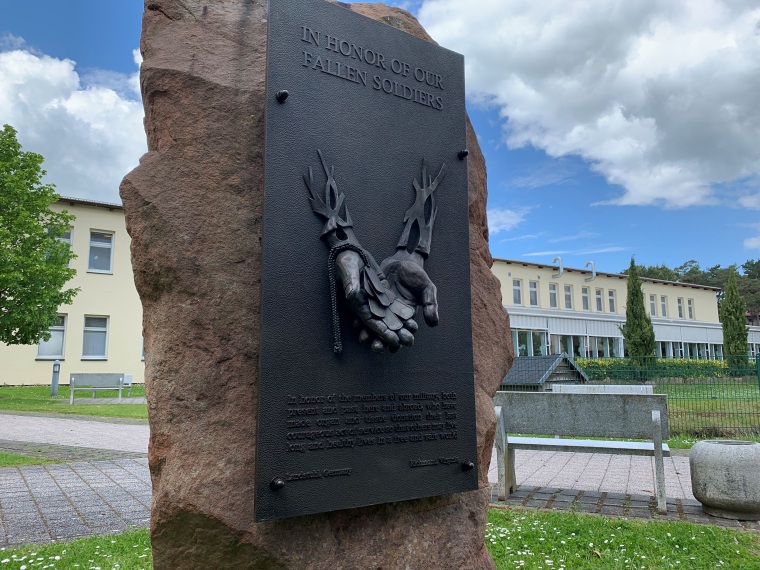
[0,197,144,386]
[493,258,760,359]
[5,199,760,386]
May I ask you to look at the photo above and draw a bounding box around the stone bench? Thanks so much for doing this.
[493,391,670,513]
[69,373,132,404]
[552,383,653,395]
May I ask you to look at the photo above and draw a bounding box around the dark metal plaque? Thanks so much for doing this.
[257,0,475,521]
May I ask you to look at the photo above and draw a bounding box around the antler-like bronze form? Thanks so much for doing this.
[304,150,353,237]
[306,151,443,355]
[397,160,446,256]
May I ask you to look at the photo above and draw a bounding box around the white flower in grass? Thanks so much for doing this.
[1,559,9,564]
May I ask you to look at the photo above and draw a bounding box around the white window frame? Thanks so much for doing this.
[595,288,604,312]
[687,298,695,319]
[549,283,558,309]
[564,284,573,310]
[88,230,114,274]
[529,281,539,307]
[649,294,657,317]
[677,298,684,319]
[608,290,617,313]
[37,315,66,359]
[661,296,667,318]
[512,279,523,305]
[82,315,109,360]
[581,287,590,311]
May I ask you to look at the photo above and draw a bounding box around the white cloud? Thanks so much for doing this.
[487,207,528,234]
[547,230,598,243]
[744,236,760,250]
[739,193,760,209]
[0,45,145,203]
[419,0,760,208]
[523,246,627,257]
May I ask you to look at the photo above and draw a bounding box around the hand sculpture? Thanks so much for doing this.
[305,151,445,353]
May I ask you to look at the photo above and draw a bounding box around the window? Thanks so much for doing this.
[649,294,657,316]
[531,331,546,356]
[660,296,667,318]
[37,315,66,359]
[82,316,109,359]
[677,298,684,318]
[549,283,558,308]
[529,281,539,306]
[511,329,549,357]
[564,285,573,309]
[595,288,604,312]
[608,290,616,313]
[60,228,73,267]
[687,299,695,319]
[581,287,590,311]
[512,279,522,305]
[88,231,114,273]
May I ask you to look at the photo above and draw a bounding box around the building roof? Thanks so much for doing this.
[494,257,721,292]
[500,353,590,386]
[57,196,123,211]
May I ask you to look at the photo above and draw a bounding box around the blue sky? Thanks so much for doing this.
[2,1,760,275]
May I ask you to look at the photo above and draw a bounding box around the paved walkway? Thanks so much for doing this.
[0,413,151,546]
[487,447,760,531]
[0,412,758,547]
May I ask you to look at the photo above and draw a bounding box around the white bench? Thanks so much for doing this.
[69,373,132,404]
[493,391,670,513]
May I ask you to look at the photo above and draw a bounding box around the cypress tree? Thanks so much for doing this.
[620,257,655,364]
[720,267,748,371]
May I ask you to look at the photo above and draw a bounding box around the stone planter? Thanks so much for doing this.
[690,440,760,520]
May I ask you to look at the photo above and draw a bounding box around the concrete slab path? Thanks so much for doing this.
[1,412,757,547]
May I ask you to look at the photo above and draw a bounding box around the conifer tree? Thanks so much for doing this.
[719,267,748,371]
[620,257,655,363]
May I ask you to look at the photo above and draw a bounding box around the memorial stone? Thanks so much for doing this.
[120,0,512,567]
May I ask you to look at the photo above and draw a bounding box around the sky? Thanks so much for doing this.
[2,1,760,275]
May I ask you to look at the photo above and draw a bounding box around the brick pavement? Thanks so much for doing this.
[1,412,758,547]
[488,448,760,532]
[0,412,151,546]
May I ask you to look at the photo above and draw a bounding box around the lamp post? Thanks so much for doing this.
[51,360,61,397]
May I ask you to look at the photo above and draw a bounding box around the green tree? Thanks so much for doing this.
[0,124,78,345]
[620,257,655,363]
[719,267,748,370]
[622,262,679,282]
[741,259,760,280]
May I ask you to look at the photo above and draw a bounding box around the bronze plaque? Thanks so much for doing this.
[257,0,476,521]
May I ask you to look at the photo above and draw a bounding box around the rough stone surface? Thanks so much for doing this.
[690,440,760,520]
[120,1,513,568]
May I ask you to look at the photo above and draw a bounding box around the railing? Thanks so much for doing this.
[575,356,760,437]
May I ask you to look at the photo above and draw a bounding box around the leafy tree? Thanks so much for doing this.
[623,258,760,315]
[0,124,78,345]
[620,257,655,363]
[742,259,760,280]
[674,259,705,284]
[622,262,679,282]
[719,267,748,369]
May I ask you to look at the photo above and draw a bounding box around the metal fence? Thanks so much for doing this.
[499,354,760,437]
[576,356,760,437]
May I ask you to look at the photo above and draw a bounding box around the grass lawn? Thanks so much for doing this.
[486,507,760,569]
[0,528,151,569]
[0,509,757,570]
[0,452,58,468]
[0,385,147,420]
